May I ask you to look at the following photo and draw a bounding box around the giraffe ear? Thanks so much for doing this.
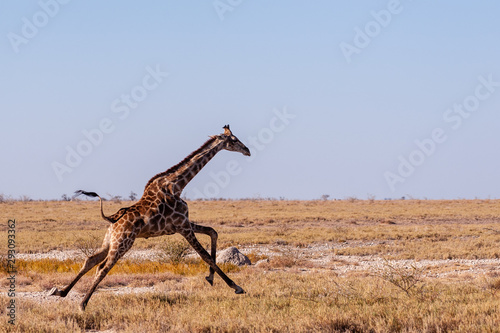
[223,124,232,136]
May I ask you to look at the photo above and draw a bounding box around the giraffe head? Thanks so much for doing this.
[216,125,251,156]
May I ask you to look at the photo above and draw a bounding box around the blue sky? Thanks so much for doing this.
[1,1,499,200]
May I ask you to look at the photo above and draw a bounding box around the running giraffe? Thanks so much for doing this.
[50,125,251,310]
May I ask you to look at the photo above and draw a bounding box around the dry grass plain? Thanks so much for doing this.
[2,199,500,332]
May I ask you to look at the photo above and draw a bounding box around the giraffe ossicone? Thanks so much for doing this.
[49,125,251,311]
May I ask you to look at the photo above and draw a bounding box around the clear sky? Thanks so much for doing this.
[1,1,499,201]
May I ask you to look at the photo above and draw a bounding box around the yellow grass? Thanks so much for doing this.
[1,258,238,277]
[2,271,500,332]
[2,199,500,260]
[2,199,500,254]
[1,199,500,332]
[2,199,500,226]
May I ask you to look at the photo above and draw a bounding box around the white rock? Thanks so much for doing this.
[216,247,251,266]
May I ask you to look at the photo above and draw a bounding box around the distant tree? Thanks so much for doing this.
[61,194,71,201]
[345,196,358,203]
[129,191,138,201]
[20,195,32,202]
[321,194,330,201]
[107,193,122,204]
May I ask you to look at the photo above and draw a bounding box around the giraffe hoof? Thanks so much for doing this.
[205,276,214,286]
[49,287,67,297]
[49,287,60,296]
[234,286,245,294]
[79,302,87,312]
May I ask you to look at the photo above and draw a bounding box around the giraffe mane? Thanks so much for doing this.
[144,136,218,190]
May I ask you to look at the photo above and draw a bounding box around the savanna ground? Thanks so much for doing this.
[2,199,500,332]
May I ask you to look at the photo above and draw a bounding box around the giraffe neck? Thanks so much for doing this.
[171,139,223,193]
[145,137,224,196]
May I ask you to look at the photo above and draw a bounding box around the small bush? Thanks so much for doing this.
[20,195,33,202]
[75,235,102,258]
[263,248,306,269]
[0,255,10,273]
[157,240,191,264]
[246,252,268,264]
[373,260,426,297]
[484,276,500,295]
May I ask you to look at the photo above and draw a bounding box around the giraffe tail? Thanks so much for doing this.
[73,190,120,224]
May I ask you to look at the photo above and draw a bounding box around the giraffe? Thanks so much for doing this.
[49,125,251,310]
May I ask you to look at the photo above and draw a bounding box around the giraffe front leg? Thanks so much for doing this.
[191,223,218,286]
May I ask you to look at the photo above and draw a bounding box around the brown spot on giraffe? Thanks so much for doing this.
[49,125,251,311]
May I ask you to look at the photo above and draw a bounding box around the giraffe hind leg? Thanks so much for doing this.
[182,228,244,294]
[80,238,135,311]
[49,245,109,298]
[191,222,218,286]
